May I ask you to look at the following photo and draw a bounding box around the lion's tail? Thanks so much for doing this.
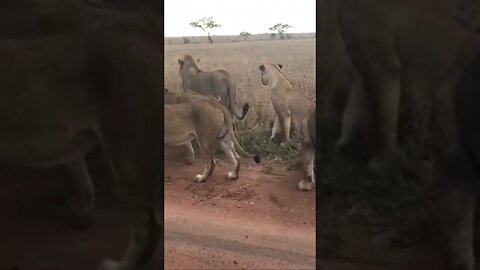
[225,78,249,120]
[215,101,260,163]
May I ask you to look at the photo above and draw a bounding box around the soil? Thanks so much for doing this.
[3,142,453,270]
[164,145,316,269]
[0,145,315,270]
[0,152,162,270]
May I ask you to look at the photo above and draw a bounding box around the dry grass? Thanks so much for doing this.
[164,39,316,131]
[164,33,315,45]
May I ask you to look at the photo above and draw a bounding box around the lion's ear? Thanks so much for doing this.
[178,59,184,67]
[259,64,265,71]
[277,64,283,69]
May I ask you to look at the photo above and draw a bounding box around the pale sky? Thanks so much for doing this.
[164,0,316,37]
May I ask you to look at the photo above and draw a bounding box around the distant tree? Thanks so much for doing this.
[182,37,191,44]
[240,31,251,40]
[269,33,277,39]
[269,23,292,40]
[190,17,221,43]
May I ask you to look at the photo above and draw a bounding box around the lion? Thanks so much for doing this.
[164,87,221,104]
[258,63,315,146]
[164,98,260,182]
[0,17,162,270]
[164,88,222,165]
[328,0,478,174]
[297,103,316,191]
[177,54,249,120]
[327,0,480,268]
[429,36,480,270]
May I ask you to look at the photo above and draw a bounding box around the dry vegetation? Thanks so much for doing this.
[164,38,316,130]
[164,33,315,45]
[164,38,315,165]
[315,2,438,261]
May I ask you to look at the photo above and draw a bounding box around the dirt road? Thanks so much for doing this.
[0,145,315,270]
[164,146,316,269]
[0,154,162,270]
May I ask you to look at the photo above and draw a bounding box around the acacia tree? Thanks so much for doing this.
[190,17,221,43]
[239,31,251,40]
[269,23,292,40]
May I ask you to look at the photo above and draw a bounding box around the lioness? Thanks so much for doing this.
[430,36,480,270]
[164,87,221,104]
[0,20,162,270]
[298,103,316,191]
[177,54,249,120]
[259,64,315,146]
[327,0,480,268]
[164,88,222,164]
[165,98,260,182]
[331,0,476,174]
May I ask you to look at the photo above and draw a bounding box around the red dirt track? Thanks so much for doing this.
[164,145,316,269]
[0,145,315,270]
[0,165,162,270]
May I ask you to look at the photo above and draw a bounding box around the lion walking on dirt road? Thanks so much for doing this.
[164,98,260,182]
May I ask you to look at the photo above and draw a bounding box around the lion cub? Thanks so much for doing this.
[259,64,315,146]
[164,97,260,182]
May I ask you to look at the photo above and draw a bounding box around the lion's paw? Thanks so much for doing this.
[280,141,294,148]
[226,172,238,180]
[98,259,120,270]
[194,174,206,182]
[297,180,314,191]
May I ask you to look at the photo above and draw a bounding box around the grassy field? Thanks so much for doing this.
[164,33,315,45]
[164,38,316,130]
[164,38,315,164]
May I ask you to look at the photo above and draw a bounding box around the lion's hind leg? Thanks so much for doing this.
[184,141,195,165]
[219,135,240,180]
[360,60,402,175]
[98,131,161,270]
[194,158,215,183]
[270,114,281,141]
[290,117,302,150]
[63,157,95,229]
[279,112,293,146]
[434,149,476,270]
[297,141,315,191]
[193,139,216,183]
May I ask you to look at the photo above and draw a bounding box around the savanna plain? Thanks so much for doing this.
[163,38,316,269]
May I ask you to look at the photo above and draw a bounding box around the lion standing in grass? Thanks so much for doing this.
[259,63,315,146]
[177,54,249,121]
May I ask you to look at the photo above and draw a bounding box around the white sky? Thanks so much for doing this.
[164,0,316,37]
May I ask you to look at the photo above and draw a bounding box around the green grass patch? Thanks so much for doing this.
[214,125,302,170]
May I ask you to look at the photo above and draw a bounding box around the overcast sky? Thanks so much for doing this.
[164,0,316,37]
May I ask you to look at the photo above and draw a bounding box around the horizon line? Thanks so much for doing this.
[164,32,316,38]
